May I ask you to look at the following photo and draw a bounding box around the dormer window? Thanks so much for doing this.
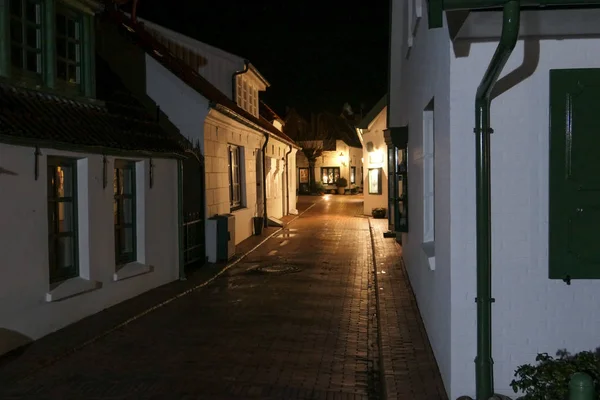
[236,75,258,117]
[10,0,43,75]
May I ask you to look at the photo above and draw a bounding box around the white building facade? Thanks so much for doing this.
[356,97,388,216]
[389,1,600,398]
[118,15,299,248]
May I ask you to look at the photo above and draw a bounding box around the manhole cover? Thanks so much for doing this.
[255,265,301,274]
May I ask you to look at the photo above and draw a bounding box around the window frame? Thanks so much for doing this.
[228,144,243,211]
[9,0,44,78]
[55,6,83,90]
[321,166,340,185]
[47,156,79,284]
[113,159,137,266]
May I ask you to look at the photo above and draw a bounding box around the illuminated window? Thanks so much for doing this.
[350,166,356,184]
[10,0,43,75]
[47,157,78,283]
[114,160,136,265]
[368,168,382,195]
[321,167,340,185]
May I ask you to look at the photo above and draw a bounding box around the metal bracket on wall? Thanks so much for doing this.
[149,158,154,188]
[563,275,572,285]
[34,146,41,180]
[102,155,108,189]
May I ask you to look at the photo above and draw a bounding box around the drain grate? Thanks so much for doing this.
[254,264,301,274]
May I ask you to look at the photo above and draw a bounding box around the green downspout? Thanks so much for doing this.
[177,159,186,280]
[473,2,520,399]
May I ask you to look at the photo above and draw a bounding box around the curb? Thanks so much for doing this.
[368,217,388,400]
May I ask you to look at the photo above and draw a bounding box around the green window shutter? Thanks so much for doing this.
[549,68,600,281]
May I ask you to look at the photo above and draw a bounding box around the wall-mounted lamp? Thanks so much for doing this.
[338,152,347,167]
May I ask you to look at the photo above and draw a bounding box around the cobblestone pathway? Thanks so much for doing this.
[0,196,447,400]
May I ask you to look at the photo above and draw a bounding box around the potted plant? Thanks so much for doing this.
[336,177,348,195]
[372,208,386,218]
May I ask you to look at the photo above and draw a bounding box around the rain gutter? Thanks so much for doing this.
[285,145,292,214]
[231,60,249,100]
[428,0,600,27]
[261,131,269,227]
[469,2,520,399]
[424,1,600,399]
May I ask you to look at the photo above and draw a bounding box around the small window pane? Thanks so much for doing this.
[56,14,66,35]
[67,41,76,60]
[25,1,38,22]
[10,19,23,42]
[121,228,134,253]
[67,18,76,37]
[58,236,74,268]
[58,202,74,232]
[26,25,38,47]
[56,39,66,58]
[67,64,76,82]
[11,0,22,16]
[57,60,67,80]
[25,50,39,72]
[11,46,23,68]
[123,198,134,224]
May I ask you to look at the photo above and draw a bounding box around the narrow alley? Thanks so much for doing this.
[0,196,446,400]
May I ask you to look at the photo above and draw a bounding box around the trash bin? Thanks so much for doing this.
[253,217,264,235]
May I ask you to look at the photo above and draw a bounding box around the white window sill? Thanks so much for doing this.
[46,277,102,302]
[421,241,436,271]
[113,262,154,282]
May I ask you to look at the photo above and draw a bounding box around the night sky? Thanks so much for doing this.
[133,0,389,118]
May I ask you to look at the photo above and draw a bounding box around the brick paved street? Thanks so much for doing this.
[0,195,446,400]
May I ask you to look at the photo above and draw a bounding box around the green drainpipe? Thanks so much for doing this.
[177,159,186,280]
[473,2,520,399]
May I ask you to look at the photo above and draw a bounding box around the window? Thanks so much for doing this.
[47,157,78,283]
[350,166,356,184]
[10,0,43,75]
[228,144,243,210]
[321,167,340,185]
[114,160,136,265]
[56,9,82,86]
[368,168,382,194]
[423,99,435,243]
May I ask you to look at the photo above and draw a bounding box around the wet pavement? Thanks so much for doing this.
[0,195,447,400]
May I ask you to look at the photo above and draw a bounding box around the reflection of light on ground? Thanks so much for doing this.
[324,195,331,201]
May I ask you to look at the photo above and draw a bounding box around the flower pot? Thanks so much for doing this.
[372,208,386,219]
[337,187,345,195]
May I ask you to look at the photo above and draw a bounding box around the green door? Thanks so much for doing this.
[549,69,600,281]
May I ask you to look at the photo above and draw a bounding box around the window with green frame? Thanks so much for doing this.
[10,0,43,76]
[113,160,136,265]
[55,8,82,87]
[47,157,78,283]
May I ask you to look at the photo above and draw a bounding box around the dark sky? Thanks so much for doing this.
[134,1,389,117]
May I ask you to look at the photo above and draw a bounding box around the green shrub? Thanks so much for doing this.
[510,348,600,400]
